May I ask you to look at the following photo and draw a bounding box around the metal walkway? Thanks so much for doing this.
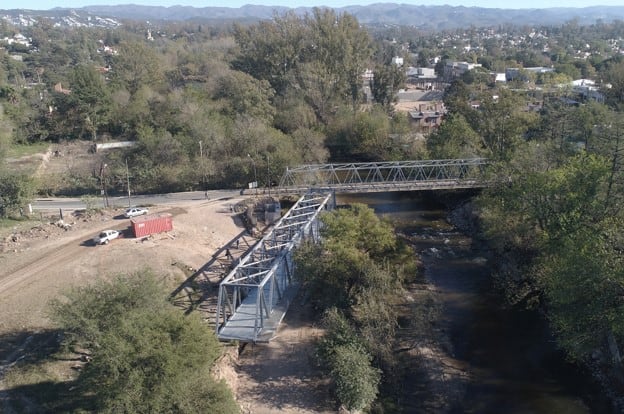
[215,191,335,342]
[277,158,488,193]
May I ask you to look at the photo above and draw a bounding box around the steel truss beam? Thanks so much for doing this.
[216,191,335,342]
[278,158,488,193]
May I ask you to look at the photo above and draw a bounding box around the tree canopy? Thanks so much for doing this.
[50,271,239,414]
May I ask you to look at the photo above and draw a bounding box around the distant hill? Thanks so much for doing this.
[2,4,624,29]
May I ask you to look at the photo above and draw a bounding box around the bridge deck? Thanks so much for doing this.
[217,281,301,343]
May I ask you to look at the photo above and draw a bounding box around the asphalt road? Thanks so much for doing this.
[31,189,243,211]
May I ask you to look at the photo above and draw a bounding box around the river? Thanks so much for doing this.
[336,191,609,414]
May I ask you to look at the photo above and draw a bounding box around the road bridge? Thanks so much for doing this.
[277,158,488,194]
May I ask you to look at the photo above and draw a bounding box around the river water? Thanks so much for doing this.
[336,191,608,414]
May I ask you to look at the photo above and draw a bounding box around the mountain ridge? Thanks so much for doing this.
[2,4,624,29]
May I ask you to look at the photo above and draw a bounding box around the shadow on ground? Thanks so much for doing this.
[0,329,94,413]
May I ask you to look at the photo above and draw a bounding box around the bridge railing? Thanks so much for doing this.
[215,191,334,342]
[277,158,488,193]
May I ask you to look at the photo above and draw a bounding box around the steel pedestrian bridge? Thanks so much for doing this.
[216,158,488,342]
[216,191,335,342]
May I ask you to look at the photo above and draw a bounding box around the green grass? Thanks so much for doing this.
[0,216,30,229]
[0,215,49,240]
[6,142,50,158]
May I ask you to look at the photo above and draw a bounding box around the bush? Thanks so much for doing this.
[330,344,381,412]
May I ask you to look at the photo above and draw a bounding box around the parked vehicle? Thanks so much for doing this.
[93,229,120,245]
[124,207,149,218]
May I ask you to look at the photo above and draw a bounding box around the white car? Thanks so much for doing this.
[124,207,149,218]
[93,229,120,245]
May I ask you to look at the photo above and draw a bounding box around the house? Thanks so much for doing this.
[406,67,436,81]
[572,79,605,103]
[493,73,506,83]
[408,102,446,132]
[1,33,31,47]
[395,89,446,134]
[506,66,554,82]
[443,61,482,81]
[406,67,444,90]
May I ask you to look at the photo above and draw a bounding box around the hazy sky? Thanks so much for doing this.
[11,0,624,11]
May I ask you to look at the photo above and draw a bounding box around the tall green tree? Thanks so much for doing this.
[538,225,624,362]
[426,113,484,159]
[111,41,163,96]
[215,70,275,124]
[233,9,372,124]
[0,103,13,161]
[371,62,405,109]
[56,64,112,140]
[475,89,539,159]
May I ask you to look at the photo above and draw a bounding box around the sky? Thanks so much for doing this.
[11,0,624,11]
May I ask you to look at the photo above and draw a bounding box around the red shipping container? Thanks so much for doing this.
[131,213,173,238]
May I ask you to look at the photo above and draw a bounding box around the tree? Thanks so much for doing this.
[111,41,163,96]
[371,62,406,109]
[443,79,472,119]
[289,127,329,164]
[0,172,34,218]
[475,89,539,159]
[599,55,624,109]
[304,9,372,110]
[538,226,624,362]
[233,9,372,123]
[50,271,238,414]
[326,107,394,161]
[479,150,612,254]
[0,103,13,161]
[215,70,275,124]
[232,12,305,97]
[55,64,111,140]
[426,113,484,159]
[295,203,401,309]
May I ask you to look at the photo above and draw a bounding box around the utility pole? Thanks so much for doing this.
[266,153,271,196]
[248,154,257,196]
[126,158,131,207]
[99,163,109,208]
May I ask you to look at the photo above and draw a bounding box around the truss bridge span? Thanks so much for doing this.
[277,158,488,194]
[216,191,334,342]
